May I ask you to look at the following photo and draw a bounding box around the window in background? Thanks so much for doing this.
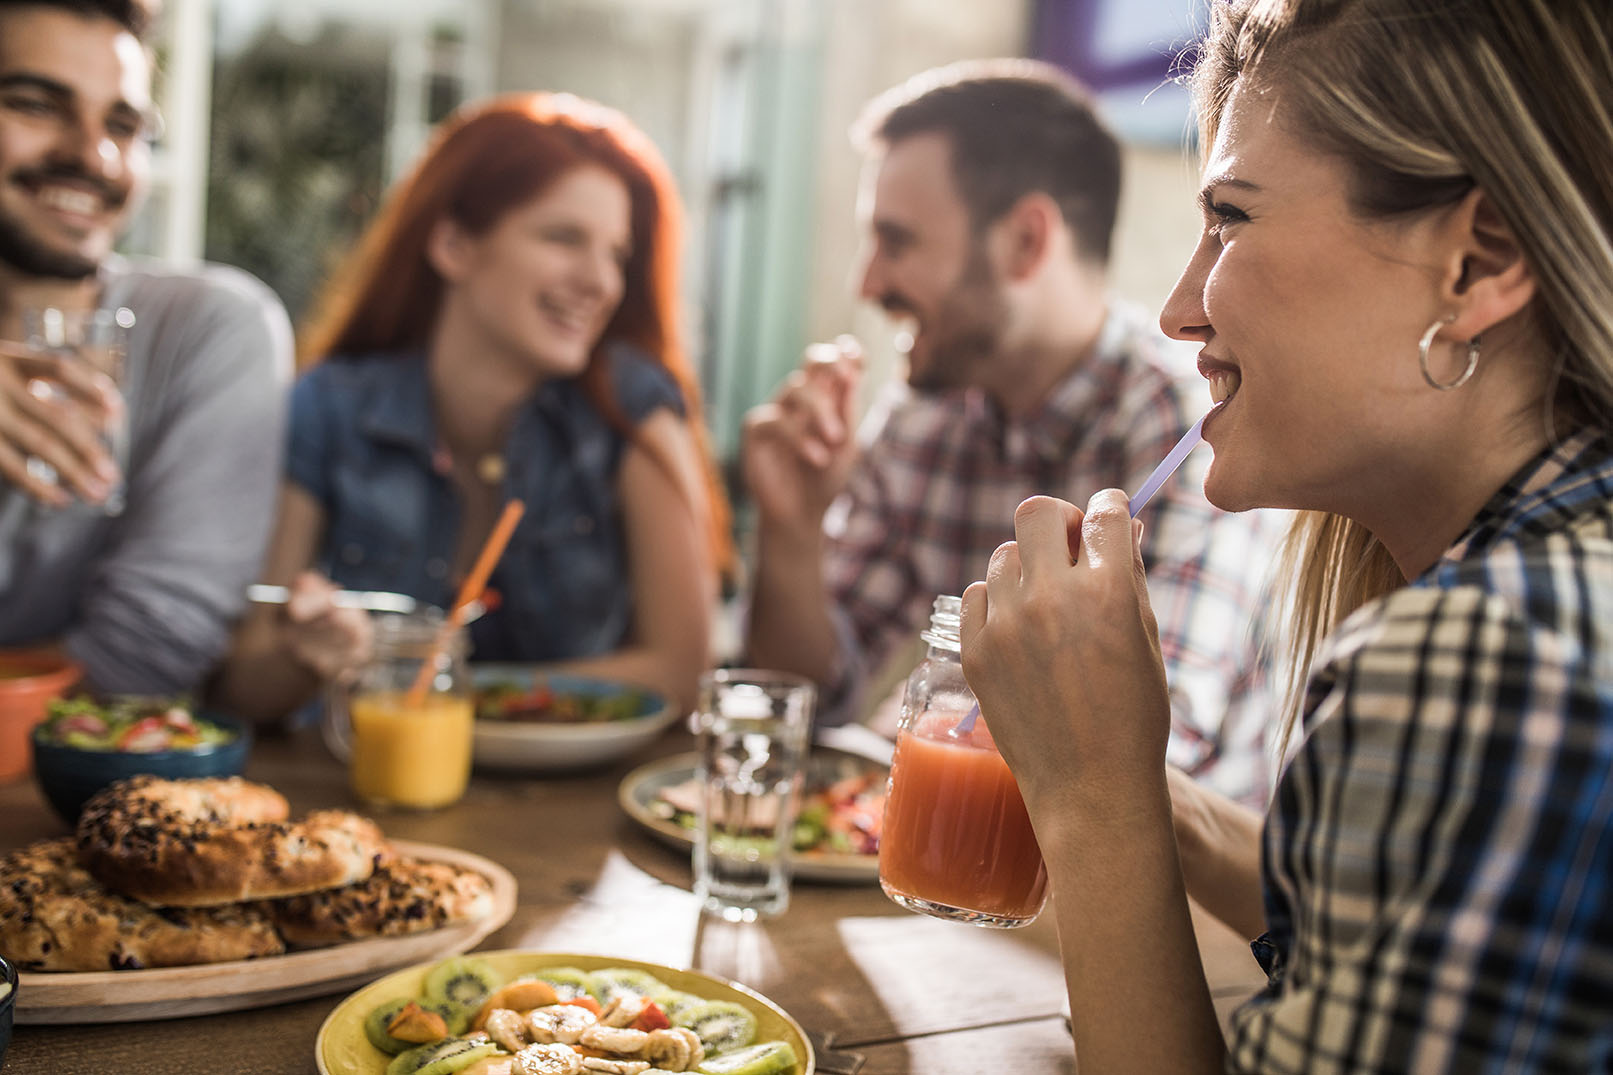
[119,0,212,264]
[204,0,492,328]
[129,0,836,486]
[692,0,824,461]
[205,21,389,327]
[143,0,823,415]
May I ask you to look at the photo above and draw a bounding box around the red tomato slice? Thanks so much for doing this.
[630,1001,670,1033]
[56,713,110,739]
[116,717,173,753]
[160,706,198,734]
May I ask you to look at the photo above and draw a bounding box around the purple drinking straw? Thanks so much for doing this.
[1127,404,1219,517]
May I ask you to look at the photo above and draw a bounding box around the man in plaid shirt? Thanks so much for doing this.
[742,60,1283,806]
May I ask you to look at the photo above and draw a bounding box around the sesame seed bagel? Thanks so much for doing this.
[266,855,495,947]
[0,837,285,971]
[76,775,389,907]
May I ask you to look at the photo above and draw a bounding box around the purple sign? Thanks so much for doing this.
[1033,0,1206,143]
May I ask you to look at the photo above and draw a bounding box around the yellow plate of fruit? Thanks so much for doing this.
[315,949,813,1075]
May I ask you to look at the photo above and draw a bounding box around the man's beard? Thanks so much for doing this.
[903,250,1006,395]
[0,211,101,279]
[0,166,125,280]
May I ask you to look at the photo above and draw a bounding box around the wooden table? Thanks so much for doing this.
[0,728,1266,1074]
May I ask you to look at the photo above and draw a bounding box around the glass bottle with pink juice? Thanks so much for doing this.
[878,595,1048,927]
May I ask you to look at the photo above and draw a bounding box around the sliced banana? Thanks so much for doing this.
[642,1027,704,1071]
[579,1059,651,1075]
[527,1004,599,1045]
[578,1024,650,1055]
[598,995,650,1028]
[484,1008,531,1054]
[514,1042,584,1075]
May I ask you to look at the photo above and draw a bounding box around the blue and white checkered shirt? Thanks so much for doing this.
[1233,428,1613,1072]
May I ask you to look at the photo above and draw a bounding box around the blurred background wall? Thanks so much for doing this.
[133,0,1206,465]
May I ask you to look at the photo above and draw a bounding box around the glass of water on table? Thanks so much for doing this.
[23,306,135,515]
[693,668,815,922]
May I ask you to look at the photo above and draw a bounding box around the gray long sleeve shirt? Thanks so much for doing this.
[0,256,293,695]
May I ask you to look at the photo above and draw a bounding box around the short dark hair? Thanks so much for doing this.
[853,59,1122,266]
[0,0,157,39]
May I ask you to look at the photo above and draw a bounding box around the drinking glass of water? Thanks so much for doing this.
[692,668,815,922]
[22,306,135,515]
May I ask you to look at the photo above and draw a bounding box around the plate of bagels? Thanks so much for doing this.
[0,775,515,1023]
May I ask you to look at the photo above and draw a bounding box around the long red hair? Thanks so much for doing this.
[300,92,734,576]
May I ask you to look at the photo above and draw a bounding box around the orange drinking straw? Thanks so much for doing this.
[404,498,526,705]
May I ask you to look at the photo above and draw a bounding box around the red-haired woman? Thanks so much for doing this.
[215,92,732,722]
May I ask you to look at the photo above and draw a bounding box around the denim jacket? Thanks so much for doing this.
[286,344,683,662]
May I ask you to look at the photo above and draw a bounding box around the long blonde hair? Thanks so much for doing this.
[1191,0,1613,753]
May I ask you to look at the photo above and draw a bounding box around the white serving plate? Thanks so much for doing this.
[471,668,679,774]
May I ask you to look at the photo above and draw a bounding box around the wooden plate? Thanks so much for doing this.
[14,840,516,1024]
[315,949,815,1075]
[618,749,885,884]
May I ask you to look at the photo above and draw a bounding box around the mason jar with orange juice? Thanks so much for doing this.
[323,612,472,810]
[878,595,1049,927]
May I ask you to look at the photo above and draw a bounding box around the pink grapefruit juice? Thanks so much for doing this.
[879,709,1047,924]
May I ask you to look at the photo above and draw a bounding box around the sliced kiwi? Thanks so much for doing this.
[528,965,600,1003]
[364,998,418,1055]
[434,999,473,1037]
[590,966,669,1005]
[384,1037,499,1075]
[421,956,501,1025]
[694,1040,798,1075]
[651,988,704,1021]
[673,999,758,1056]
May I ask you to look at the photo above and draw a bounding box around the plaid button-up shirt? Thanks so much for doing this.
[821,303,1285,806]
[1234,429,1613,1071]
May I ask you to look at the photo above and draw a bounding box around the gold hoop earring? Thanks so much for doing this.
[1419,317,1480,391]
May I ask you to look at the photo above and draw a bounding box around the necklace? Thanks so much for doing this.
[432,440,506,485]
[474,453,506,485]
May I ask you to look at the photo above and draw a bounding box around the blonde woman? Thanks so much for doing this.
[960,0,1613,1070]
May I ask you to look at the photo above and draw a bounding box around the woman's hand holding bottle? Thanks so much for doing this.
[958,490,1174,825]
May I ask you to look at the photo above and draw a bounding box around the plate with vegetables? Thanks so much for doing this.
[315,949,812,1075]
[617,748,887,884]
[471,668,679,774]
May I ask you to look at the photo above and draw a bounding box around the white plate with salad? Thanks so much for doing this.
[617,747,888,884]
[471,667,679,774]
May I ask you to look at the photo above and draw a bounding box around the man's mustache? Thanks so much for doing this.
[877,292,915,317]
[14,164,126,209]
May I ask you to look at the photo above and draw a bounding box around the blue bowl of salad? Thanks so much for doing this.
[29,698,251,826]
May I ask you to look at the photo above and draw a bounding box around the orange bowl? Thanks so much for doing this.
[0,651,81,783]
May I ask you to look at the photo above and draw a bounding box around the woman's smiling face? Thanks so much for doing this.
[445,163,633,380]
[1158,78,1462,517]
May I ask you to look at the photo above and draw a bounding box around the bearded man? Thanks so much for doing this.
[741,60,1281,806]
[0,0,291,694]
